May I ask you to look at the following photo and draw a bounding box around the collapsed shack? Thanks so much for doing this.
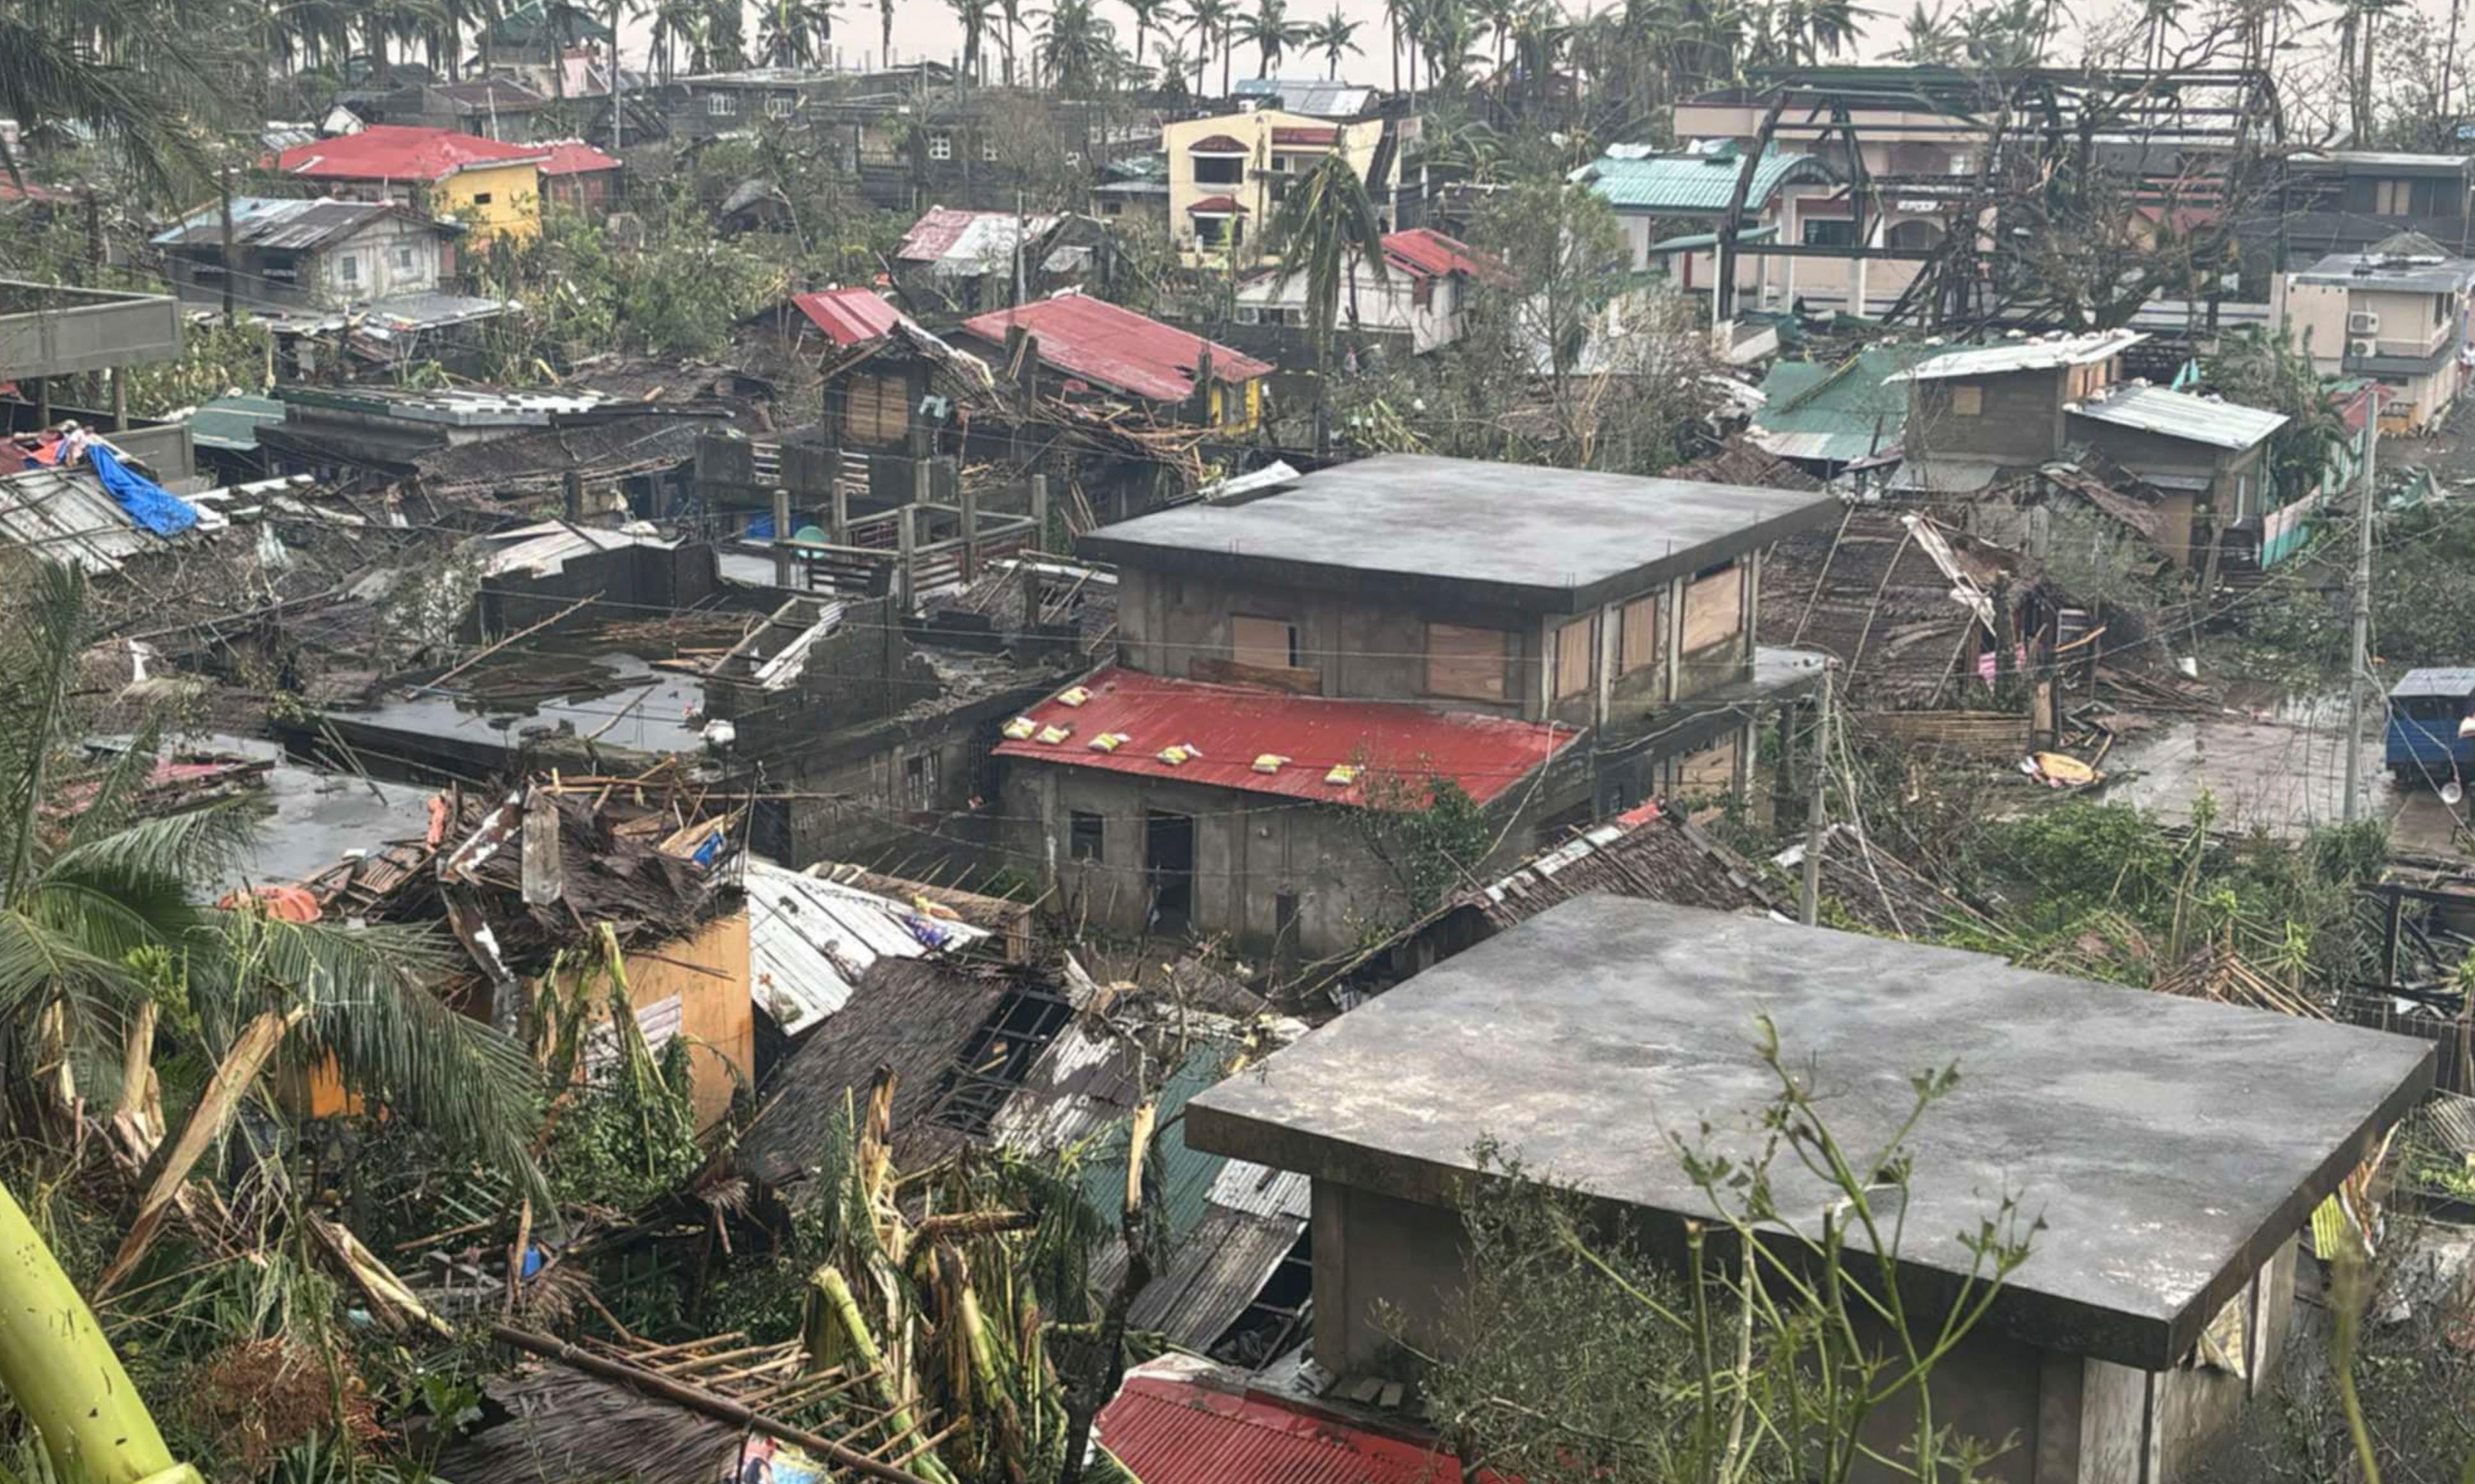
[296,764,748,1123]
[1773,821,1998,941]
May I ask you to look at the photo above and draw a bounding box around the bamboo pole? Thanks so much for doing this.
[491,1323,937,1484]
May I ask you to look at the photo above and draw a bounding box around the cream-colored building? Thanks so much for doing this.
[1161,107,1386,267]
[2272,249,2475,431]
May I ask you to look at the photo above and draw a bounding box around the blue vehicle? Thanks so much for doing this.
[2386,668,2475,782]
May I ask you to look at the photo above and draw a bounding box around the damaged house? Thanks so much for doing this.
[996,453,1838,960]
[1187,894,2437,1484]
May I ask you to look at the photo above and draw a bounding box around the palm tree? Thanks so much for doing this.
[1179,0,1233,89]
[705,0,748,65]
[1887,1,1955,60]
[1381,0,1411,88]
[950,0,995,75]
[1041,0,1117,91]
[1306,4,1361,75]
[1119,0,1168,71]
[997,0,1025,80]
[0,0,211,194]
[1264,151,1388,454]
[1240,0,1305,73]
[653,0,705,73]
[1154,35,1194,92]
[761,0,835,63]
[1477,0,1519,71]
[881,0,898,63]
[0,562,545,1182]
[1804,0,1875,58]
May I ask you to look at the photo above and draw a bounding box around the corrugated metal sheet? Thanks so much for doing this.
[959,291,1273,402]
[538,138,621,177]
[150,196,414,251]
[2392,668,2475,700]
[896,206,1060,272]
[1580,146,1826,213]
[745,861,989,1035]
[1207,1159,1311,1220]
[1096,1373,1496,1484]
[1123,1205,1305,1349]
[789,287,902,347]
[479,518,676,577]
[1889,328,2147,382]
[992,665,1578,808]
[187,394,286,452]
[2067,383,2287,450]
[1749,343,1927,465]
[1230,77,1377,116]
[0,463,220,572]
[1380,227,1501,282]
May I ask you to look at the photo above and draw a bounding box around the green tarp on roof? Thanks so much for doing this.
[187,394,285,453]
[1748,342,1933,465]
[1582,147,1829,214]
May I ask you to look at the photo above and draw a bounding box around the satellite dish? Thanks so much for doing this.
[2443,780,2464,807]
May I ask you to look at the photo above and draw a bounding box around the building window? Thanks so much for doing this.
[928,130,954,160]
[1555,615,1595,700]
[1235,304,1261,324]
[766,95,793,118]
[1949,383,1983,417]
[1065,150,1082,164]
[1618,594,1659,675]
[706,93,736,116]
[903,750,940,810]
[337,252,359,284]
[1802,218,1858,247]
[470,191,493,205]
[2375,178,2412,215]
[1231,614,1300,670]
[1193,155,1243,185]
[1425,622,1508,701]
[1679,561,1742,655]
[981,134,1000,162]
[1069,810,1104,861]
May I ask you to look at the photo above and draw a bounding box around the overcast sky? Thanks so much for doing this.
[611,0,2373,98]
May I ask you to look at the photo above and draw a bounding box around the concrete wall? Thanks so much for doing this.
[1115,561,1751,725]
[1909,367,2070,465]
[1305,1170,2304,1484]
[0,282,183,380]
[319,216,446,304]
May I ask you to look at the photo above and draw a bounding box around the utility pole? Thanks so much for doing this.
[2343,402,2379,823]
[1800,664,1831,926]
[218,162,236,325]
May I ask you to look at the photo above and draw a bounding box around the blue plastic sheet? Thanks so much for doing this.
[87,444,198,536]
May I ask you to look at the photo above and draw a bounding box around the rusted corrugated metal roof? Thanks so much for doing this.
[537,137,621,176]
[992,665,1576,807]
[745,859,989,1035]
[788,286,903,347]
[1096,1370,1503,1484]
[896,205,1059,269]
[958,292,1273,402]
[150,196,428,251]
[1379,227,1501,282]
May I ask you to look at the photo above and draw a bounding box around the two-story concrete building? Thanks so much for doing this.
[2272,245,2475,431]
[1163,107,1386,265]
[993,455,1838,958]
[2268,150,2475,262]
[1185,894,2433,1484]
[150,197,462,312]
[1230,227,1504,354]
[1577,142,1835,296]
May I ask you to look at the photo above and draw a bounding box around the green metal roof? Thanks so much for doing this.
[1748,343,1934,464]
[1582,148,1829,215]
[187,394,284,453]
[1647,224,1779,253]
[1075,1037,1240,1244]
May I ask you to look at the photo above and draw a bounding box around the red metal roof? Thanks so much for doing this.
[0,178,68,203]
[1271,125,1340,146]
[1381,227,1507,283]
[536,138,621,176]
[991,665,1575,807]
[277,125,548,182]
[788,287,903,347]
[1188,134,1250,153]
[1097,1373,1512,1484]
[1187,194,1245,213]
[959,293,1273,402]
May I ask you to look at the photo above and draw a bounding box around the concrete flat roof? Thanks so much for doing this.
[1076,454,1840,613]
[1186,895,2433,1369]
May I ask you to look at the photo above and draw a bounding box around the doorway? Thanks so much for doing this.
[1145,810,1194,931]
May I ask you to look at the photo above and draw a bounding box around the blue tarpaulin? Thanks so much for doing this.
[86,444,198,536]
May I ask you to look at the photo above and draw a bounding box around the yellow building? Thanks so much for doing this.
[1161,107,1386,267]
[275,125,548,245]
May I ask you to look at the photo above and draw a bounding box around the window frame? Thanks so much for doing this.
[1068,810,1105,862]
[1230,614,1300,671]
[928,129,954,160]
[1618,594,1660,676]
[1424,621,1509,702]
[1554,614,1596,700]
